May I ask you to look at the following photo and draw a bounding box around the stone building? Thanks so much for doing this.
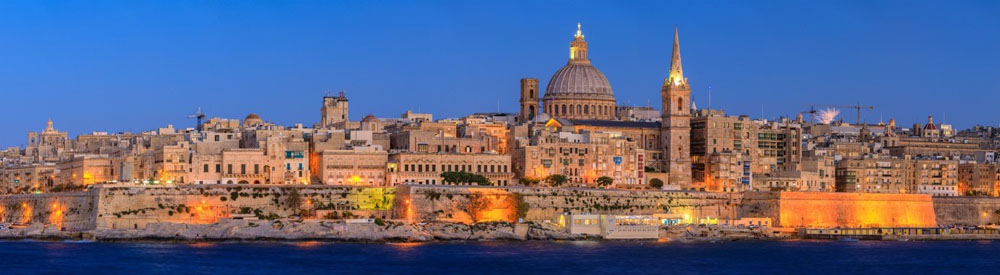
[541,23,616,121]
[316,148,388,186]
[25,119,69,163]
[57,154,116,186]
[320,91,349,129]
[390,130,496,154]
[388,153,513,186]
[512,128,643,188]
[957,163,1000,197]
[835,158,958,196]
[0,164,56,194]
[756,122,803,174]
[690,109,757,192]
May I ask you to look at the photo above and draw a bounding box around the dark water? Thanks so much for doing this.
[2,240,998,274]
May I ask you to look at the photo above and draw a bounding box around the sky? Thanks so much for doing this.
[0,0,998,146]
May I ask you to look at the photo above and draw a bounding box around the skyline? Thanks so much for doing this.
[2,1,999,146]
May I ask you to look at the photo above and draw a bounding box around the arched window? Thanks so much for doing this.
[677,97,683,111]
[576,105,582,114]
[584,105,589,114]
[561,105,567,115]
[529,89,534,98]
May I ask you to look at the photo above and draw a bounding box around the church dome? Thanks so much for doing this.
[540,23,617,121]
[362,114,378,123]
[243,113,263,126]
[544,63,614,100]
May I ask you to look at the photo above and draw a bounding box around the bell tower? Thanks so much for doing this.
[520,78,540,122]
[660,26,692,187]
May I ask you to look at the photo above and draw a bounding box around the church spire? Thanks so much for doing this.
[668,25,686,87]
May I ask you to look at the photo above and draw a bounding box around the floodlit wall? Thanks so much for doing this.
[0,190,97,231]
[776,192,937,228]
[393,185,739,224]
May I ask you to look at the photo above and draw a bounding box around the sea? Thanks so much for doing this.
[1,240,998,274]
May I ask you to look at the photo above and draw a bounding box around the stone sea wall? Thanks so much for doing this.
[0,190,98,231]
[394,185,741,223]
[4,185,1000,233]
[94,185,395,230]
[933,197,1000,226]
[741,192,938,228]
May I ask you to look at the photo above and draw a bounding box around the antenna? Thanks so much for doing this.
[708,85,712,110]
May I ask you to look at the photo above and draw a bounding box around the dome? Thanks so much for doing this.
[544,63,615,101]
[243,113,263,126]
[362,114,379,123]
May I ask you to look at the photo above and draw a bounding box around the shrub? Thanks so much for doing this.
[649,178,664,189]
[374,218,385,226]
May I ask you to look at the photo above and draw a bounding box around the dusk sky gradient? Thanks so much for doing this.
[1,0,998,146]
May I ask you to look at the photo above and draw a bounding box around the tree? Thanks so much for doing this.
[285,187,303,210]
[596,176,614,188]
[649,178,664,189]
[441,171,492,185]
[545,174,568,187]
[520,177,540,186]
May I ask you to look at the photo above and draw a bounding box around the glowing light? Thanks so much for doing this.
[817,108,840,124]
[778,192,936,228]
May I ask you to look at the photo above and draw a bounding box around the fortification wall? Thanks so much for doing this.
[0,190,98,231]
[741,192,938,228]
[8,185,998,232]
[393,185,741,223]
[933,197,1000,226]
[94,185,395,230]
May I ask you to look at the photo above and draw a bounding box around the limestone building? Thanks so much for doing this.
[316,148,388,186]
[958,163,1000,197]
[512,127,644,188]
[388,153,513,186]
[26,119,69,163]
[320,91,349,129]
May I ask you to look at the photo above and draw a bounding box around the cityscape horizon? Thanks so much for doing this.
[1,1,998,146]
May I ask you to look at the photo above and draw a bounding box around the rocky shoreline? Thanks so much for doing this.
[0,220,598,242]
[6,220,993,243]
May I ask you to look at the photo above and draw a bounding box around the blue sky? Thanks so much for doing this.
[0,0,998,146]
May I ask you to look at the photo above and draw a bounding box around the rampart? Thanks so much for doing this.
[933,197,1000,226]
[393,185,740,223]
[4,185,1000,232]
[741,192,938,228]
[0,190,98,231]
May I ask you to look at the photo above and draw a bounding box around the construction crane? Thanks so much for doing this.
[187,107,205,132]
[805,102,874,125]
[799,106,818,124]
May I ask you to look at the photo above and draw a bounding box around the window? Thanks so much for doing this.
[240,164,246,174]
[254,164,259,174]
[216,164,221,173]
[227,164,232,174]
[203,164,209,173]
[677,97,683,111]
